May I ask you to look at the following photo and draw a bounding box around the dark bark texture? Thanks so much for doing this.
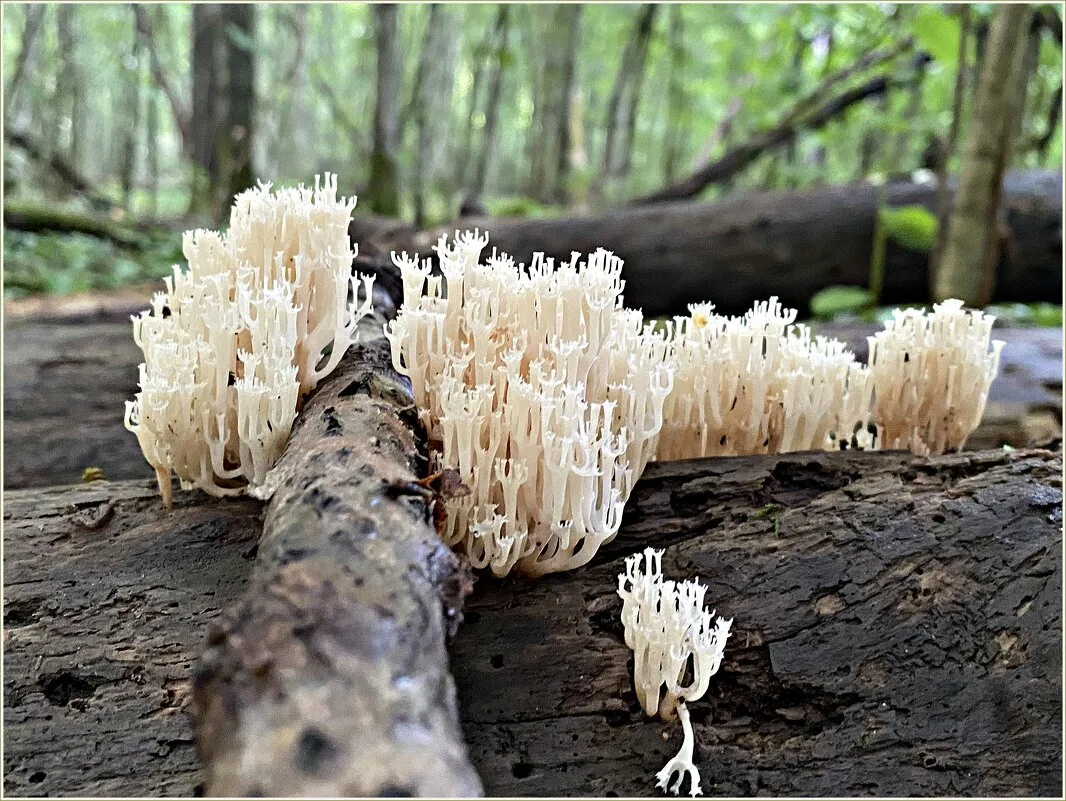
[3,299,1059,491]
[4,448,1061,796]
[189,330,482,796]
[416,170,1062,318]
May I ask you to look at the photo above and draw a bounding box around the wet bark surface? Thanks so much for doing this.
[4,448,1061,797]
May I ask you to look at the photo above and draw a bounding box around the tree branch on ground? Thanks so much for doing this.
[4,129,115,211]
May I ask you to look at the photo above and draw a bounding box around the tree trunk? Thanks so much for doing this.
[529,5,582,204]
[411,4,456,228]
[134,5,190,159]
[930,5,972,287]
[55,4,83,168]
[469,6,511,202]
[367,4,402,217]
[661,5,689,184]
[934,4,1034,305]
[219,3,256,212]
[5,4,47,123]
[3,447,1061,796]
[190,4,224,215]
[120,12,143,212]
[601,5,658,192]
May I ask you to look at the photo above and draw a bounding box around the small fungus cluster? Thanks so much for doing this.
[124,175,374,507]
[385,232,673,577]
[868,299,1003,456]
[618,547,732,796]
[657,298,874,460]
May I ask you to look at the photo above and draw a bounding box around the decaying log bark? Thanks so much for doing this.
[189,329,483,796]
[381,171,1061,318]
[4,302,1059,490]
[4,448,1061,796]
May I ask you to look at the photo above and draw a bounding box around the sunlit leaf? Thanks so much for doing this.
[810,285,874,320]
[912,6,961,67]
[879,205,938,253]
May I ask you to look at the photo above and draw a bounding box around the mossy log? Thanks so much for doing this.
[4,447,1061,796]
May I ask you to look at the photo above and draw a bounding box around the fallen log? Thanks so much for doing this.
[3,447,1061,796]
[393,171,1062,318]
[3,198,144,248]
[4,300,1059,490]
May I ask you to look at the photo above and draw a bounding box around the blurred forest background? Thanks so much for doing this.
[2,2,1063,320]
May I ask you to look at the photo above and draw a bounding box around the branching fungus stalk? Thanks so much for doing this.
[868,299,1004,456]
[618,547,732,797]
[385,232,674,577]
[656,298,875,460]
[124,175,375,507]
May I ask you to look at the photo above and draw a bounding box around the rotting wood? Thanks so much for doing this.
[371,170,1062,318]
[188,322,483,797]
[3,447,1061,796]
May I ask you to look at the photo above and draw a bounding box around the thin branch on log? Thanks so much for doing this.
[3,198,142,247]
[632,49,927,205]
[190,314,483,796]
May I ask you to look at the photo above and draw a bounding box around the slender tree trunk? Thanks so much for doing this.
[530,4,582,204]
[934,4,1034,304]
[887,57,928,174]
[190,4,224,215]
[278,5,309,176]
[55,5,83,168]
[412,5,445,227]
[367,4,402,216]
[219,3,256,213]
[601,5,658,191]
[469,6,511,202]
[5,4,47,123]
[661,5,689,184]
[134,5,190,160]
[145,83,159,217]
[456,17,493,193]
[930,5,972,286]
[120,13,143,212]
[1010,18,1043,160]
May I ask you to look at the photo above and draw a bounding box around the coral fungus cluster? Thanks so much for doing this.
[124,175,374,507]
[385,232,673,577]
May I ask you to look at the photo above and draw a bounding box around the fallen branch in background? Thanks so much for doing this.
[632,48,929,205]
[5,130,117,212]
[3,198,142,248]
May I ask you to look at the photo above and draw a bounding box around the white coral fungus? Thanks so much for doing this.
[656,298,874,460]
[617,548,732,719]
[656,701,702,797]
[124,175,375,507]
[385,232,674,577]
[868,299,1004,456]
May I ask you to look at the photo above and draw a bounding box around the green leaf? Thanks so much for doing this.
[810,286,875,320]
[912,6,961,67]
[880,205,938,253]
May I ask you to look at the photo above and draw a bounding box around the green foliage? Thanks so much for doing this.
[2,230,180,299]
[879,204,938,253]
[986,302,1064,328]
[809,285,875,320]
[912,6,962,68]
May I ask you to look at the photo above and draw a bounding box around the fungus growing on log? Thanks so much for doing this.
[868,299,1004,456]
[123,175,375,506]
[385,232,674,576]
[618,547,732,797]
[656,298,874,460]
